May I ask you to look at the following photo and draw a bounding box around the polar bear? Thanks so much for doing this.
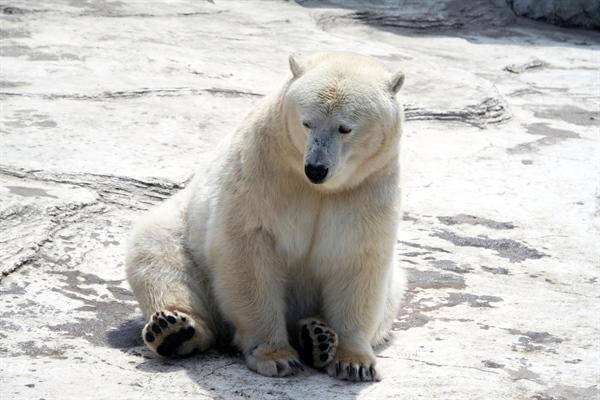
[126,52,406,382]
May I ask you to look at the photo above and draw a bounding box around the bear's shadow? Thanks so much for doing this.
[106,318,145,349]
[109,318,380,396]
[108,317,246,368]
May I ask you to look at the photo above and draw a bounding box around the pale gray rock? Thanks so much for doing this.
[1,1,598,399]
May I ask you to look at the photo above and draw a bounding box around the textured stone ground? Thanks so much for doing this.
[1,1,598,399]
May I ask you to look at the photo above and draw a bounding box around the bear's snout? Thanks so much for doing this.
[304,164,329,184]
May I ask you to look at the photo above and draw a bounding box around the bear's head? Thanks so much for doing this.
[283,52,404,191]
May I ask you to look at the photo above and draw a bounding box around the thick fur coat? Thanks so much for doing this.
[126,52,406,382]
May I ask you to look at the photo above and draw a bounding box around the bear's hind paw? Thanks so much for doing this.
[143,310,200,358]
[298,318,338,369]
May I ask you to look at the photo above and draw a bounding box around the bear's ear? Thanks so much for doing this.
[387,71,405,95]
[289,54,305,78]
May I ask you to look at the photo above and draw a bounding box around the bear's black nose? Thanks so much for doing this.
[305,164,329,184]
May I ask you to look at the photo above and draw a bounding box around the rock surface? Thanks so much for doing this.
[1,1,598,399]
[507,0,600,30]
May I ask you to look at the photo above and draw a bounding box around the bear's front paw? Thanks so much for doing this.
[326,352,381,382]
[143,310,201,358]
[245,344,304,377]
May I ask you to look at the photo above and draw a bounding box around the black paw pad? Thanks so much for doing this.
[156,326,195,357]
[143,310,199,359]
[297,318,338,369]
[145,332,155,343]
[299,325,315,366]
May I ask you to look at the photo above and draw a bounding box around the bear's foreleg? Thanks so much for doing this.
[211,228,303,377]
[321,261,390,382]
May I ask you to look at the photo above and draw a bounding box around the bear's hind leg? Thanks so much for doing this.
[297,318,338,369]
[126,190,219,358]
[128,243,218,358]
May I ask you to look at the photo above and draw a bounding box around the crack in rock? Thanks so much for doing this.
[1,166,186,209]
[404,95,510,127]
[0,200,100,277]
[504,59,544,74]
[0,169,178,279]
[0,87,263,101]
[1,166,186,279]
[0,92,508,127]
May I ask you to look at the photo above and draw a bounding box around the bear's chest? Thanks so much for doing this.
[268,195,357,268]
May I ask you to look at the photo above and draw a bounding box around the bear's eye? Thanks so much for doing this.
[302,122,311,129]
[338,125,352,134]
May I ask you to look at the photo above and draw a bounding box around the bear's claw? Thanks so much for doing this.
[327,359,380,382]
[246,344,303,377]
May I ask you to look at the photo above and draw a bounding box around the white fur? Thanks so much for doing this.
[126,52,406,381]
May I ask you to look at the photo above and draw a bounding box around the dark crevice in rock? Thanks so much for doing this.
[431,229,547,262]
[438,214,516,230]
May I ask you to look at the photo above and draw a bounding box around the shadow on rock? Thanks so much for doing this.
[294,0,599,47]
[106,318,145,349]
